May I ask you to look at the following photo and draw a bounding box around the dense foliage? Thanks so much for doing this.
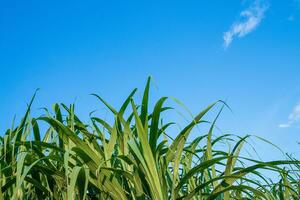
[1,77,300,199]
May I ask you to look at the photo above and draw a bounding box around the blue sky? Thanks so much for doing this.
[1,0,300,160]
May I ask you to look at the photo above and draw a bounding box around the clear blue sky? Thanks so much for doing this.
[1,0,300,160]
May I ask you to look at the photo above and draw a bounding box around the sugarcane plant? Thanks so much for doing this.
[0,77,300,200]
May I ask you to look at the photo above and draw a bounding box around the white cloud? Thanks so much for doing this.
[223,1,268,48]
[278,123,292,128]
[278,102,300,128]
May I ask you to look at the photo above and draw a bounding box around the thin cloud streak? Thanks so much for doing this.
[278,102,300,128]
[223,1,268,48]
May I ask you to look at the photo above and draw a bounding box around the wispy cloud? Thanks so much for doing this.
[278,102,300,128]
[223,1,268,48]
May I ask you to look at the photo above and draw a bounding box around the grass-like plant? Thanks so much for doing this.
[0,77,299,199]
